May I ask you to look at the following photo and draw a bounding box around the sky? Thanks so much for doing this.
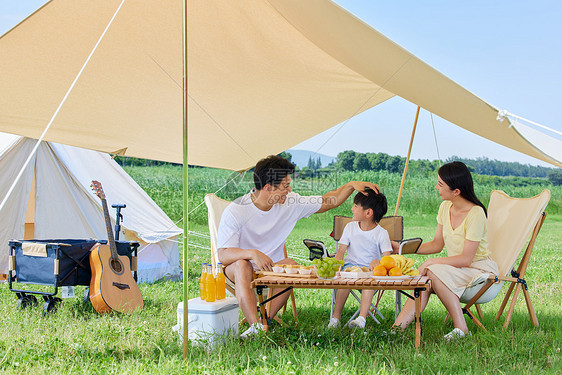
[1,1,561,167]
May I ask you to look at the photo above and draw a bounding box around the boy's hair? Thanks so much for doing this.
[254,155,295,190]
[353,189,387,223]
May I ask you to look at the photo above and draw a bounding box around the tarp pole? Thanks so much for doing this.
[394,106,420,216]
[182,0,189,360]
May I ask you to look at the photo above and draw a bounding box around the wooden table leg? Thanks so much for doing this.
[414,288,422,349]
[256,287,269,332]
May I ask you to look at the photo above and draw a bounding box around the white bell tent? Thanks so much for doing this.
[0,133,182,282]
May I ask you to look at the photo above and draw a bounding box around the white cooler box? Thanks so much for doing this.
[173,297,239,345]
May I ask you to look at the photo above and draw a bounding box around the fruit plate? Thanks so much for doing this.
[371,275,416,280]
[340,271,372,279]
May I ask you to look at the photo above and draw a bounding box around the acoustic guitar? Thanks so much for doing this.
[89,180,143,314]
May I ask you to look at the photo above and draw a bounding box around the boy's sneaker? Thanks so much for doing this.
[240,322,263,339]
[349,316,366,329]
[443,328,470,342]
[327,317,340,329]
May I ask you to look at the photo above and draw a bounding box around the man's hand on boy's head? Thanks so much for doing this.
[349,181,380,194]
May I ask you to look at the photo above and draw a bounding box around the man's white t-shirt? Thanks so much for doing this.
[217,191,322,265]
[339,221,392,267]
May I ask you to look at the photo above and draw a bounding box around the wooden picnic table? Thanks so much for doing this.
[251,275,430,348]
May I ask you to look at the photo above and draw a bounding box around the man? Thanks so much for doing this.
[217,155,380,338]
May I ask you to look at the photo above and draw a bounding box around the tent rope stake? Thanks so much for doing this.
[0,0,127,214]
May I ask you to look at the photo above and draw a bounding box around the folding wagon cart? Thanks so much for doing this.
[8,239,139,315]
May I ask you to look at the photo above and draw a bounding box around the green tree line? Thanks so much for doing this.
[327,151,561,185]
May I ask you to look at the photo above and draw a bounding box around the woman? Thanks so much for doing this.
[392,161,498,340]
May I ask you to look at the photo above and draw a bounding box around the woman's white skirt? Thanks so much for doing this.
[426,258,499,298]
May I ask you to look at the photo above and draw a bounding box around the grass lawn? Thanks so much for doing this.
[1,212,560,374]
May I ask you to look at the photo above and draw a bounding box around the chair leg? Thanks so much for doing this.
[370,291,385,320]
[350,290,362,303]
[342,291,362,327]
[464,307,487,331]
[345,290,383,326]
[522,286,539,327]
[375,290,384,307]
[273,316,287,327]
[503,283,522,328]
[496,282,516,321]
[344,309,361,328]
[367,309,381,325]
[475,304,484,321]
[451,280,493,328]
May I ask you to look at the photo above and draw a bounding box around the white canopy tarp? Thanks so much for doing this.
[0,0,560,169]
[0,134,182,282]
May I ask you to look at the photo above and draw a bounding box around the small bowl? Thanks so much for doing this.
[272,266,285,273]
[285,267,299,274]
[298,268,312,275]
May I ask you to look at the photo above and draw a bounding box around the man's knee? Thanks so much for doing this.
[227,260,254,281]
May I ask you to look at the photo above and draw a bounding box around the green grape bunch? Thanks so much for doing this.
[312,257,344,279]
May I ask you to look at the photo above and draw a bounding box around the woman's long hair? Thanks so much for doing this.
[438,161,487,216]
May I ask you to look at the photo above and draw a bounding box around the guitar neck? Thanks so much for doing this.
[101,197,119,259]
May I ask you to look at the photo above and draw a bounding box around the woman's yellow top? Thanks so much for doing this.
[437,201,489,261]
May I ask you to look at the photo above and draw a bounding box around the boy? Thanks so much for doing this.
[328,189,391,329]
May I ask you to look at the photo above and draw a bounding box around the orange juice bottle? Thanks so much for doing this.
[215,263,226,300]
[200,263,207,301]
[206,264,216,302]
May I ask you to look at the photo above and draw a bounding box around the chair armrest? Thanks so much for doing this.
[398,238,423,255]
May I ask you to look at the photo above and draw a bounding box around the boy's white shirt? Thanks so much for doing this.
[217,191,322,266]
[339,221,392,267]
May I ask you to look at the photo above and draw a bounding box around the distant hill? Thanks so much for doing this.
[287,149,336,169]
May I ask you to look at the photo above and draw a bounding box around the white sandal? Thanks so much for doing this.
[443,328,470,342]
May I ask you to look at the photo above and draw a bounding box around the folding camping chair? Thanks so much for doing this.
[329,215,421,326]
[446,189,550,330]
[204,193,298,325]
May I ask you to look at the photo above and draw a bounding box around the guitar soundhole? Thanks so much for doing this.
[110,258,124,275]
